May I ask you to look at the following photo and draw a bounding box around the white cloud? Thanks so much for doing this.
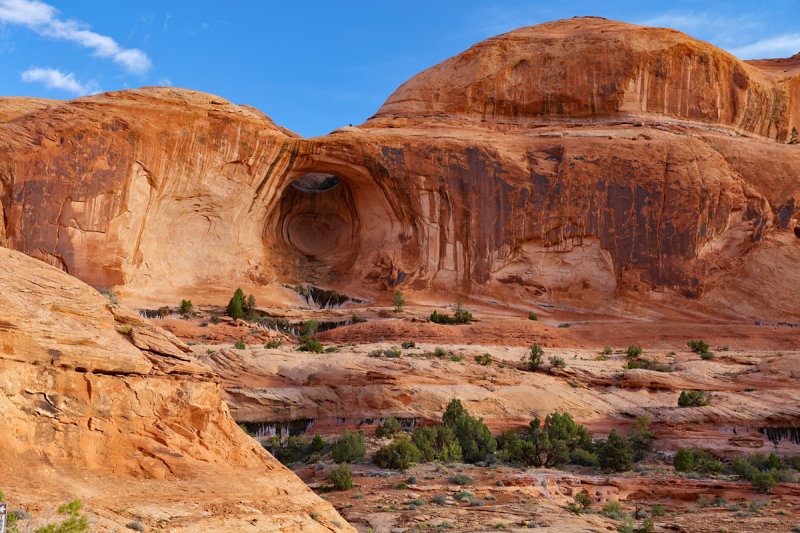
[728,33,800,60]
[157,77,172,86]
[21,67,98,95]
[0,0,151,74]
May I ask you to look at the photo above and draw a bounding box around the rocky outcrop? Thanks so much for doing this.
[0,19,799,321]
[370,17,800,140]
[0,246,351,531]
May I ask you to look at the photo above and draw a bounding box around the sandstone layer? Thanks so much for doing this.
[0,246,351,531]
[1,17,799,322]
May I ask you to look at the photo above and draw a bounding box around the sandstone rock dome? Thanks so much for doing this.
[371,17,800,140]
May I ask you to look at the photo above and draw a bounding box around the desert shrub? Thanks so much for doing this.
[453,490,474,502]
[430,310,450,324]
[179,299,193,316]
[548,355,566,369]
[626,415,653,461]
[384,348,402,358]
[226,288,245,320]
[597,429,633,472]
[574,492,591,509]
[244,294,256,317]
[401,340,416,349]
[687,339,709,354]
[650,504,666,516]
[498,411,593,468]
[265,340,281,349]
[392,290,405,312]
[451,473,475,486]
[750,471,776,492]
[674,449,694,472]
[411,424,462,463]
[311,434,325,452]
[558,323,572,328]
[431,494,447,505]
[469,499,484,506]
[638,517,655,533]
[678,390,709,407]
[372,437,421,470]
[625,345,642,358]
[528,312,538,321]
[234,339,246,350]
[299,336,323,353]
[626,358,670,372]
[700,352,715,360]
[430,299,472,325]
[789,126,799,144]
[328,462,353,490]
[616,514,635,533]
[376,417,401,438]
[433,347,448,358]
[350,313,365,324]
[766,452,781,470]
[602,500,624,519]
[266,435,310,465]
[603,346,613,355]
[34,498,89,533]
[475,353,492,366]
[442,399,497,463]
[528,343,544,370]
[332,429,365,463]
[300,319,320,336]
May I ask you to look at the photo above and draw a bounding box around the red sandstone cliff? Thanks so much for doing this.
[0,18,799,320]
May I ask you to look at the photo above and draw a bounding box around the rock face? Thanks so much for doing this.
[0,246,351,531]
[372,18,800,139]
[1,18,800,320]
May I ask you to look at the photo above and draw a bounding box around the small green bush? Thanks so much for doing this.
[372,437,421,470]
[401,340,416,349]
[328,462,353,490]
[750,471,776,492]
[475,353,492,366]
[300,319,320,336]
[626,345,642,358]
[376,417,401,437]
[299,335,323,354]
[602,500,624,519]
[311,434,325,452]
[548,355,566,369]
[528,312,538,321]
[331,429,366,462]
[392,290,405,312]
[598,429,633,472]
[678,390,709,407]
[179,299,193,316]
[529,343,544,370]
[265,340,281,349]
[234,339,246,350]
[603,346,613,355]
[574,492,591,509]
[687,339,709,354]
[700,352,715,360]
[226,288,245,320]
[34,498,88,533]
[451,473,475,486]
[674,449,694,472]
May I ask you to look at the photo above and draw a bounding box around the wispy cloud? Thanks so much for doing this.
[21,67,98,95]
[728,33,800,59]
[0,0,151,74]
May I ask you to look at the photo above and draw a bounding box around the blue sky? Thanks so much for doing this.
[1,1,799,137]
